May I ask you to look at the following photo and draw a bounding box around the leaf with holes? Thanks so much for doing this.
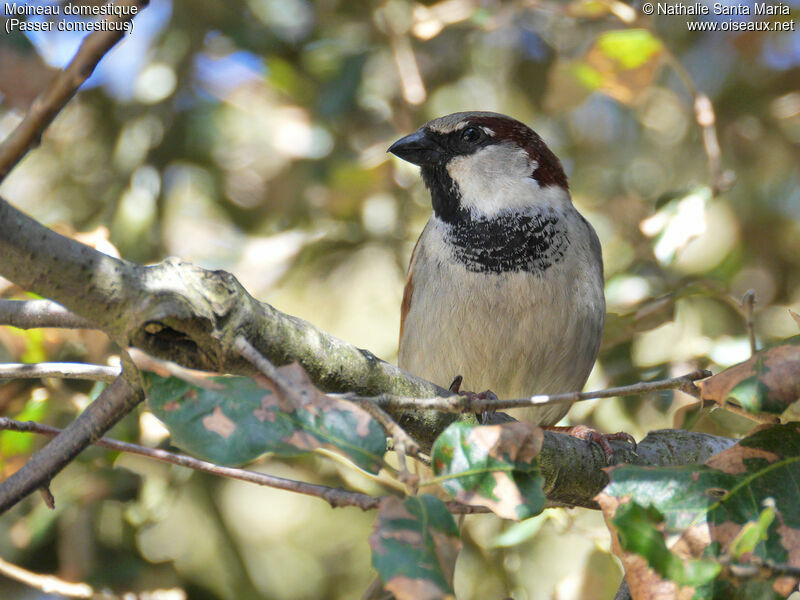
[144,364,386,472]
[431,422,545,520]
[597,423,800,600]
[698,335,800,414]
[370,495,460,600]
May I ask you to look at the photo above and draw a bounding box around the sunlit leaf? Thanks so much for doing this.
[727,504,775,560]
[640,186,711,265]
[585,28,665,104]
[0,394,48,457]
[431,422,545,520]
[370,495,460,600]
[490,514,547,548]
[566,0,615,18]
[596,29,663,70]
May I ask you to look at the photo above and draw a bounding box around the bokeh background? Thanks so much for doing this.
[1,0,800,598]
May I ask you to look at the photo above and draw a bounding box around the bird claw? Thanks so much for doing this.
[550,425,637,464]
[447,376,500,424]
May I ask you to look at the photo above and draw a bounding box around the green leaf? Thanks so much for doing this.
[0,393,48,457]
[596,29,664,70]
[370,495,460,600]
[431,422,545,520]
[612,501,721,587]
[490,514,547,548]
[727,504,775,560]
[598,424,800,599]
[145,364,386,472]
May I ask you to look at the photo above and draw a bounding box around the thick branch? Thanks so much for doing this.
[539,428,736,508]
[0,198,456,445]
[0,199,143,346]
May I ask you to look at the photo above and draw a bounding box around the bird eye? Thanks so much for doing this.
[461,126,482,143]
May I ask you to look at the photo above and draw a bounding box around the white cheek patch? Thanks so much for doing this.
[446,144,566,217]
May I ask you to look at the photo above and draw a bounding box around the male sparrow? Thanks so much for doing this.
[390,112,626,453]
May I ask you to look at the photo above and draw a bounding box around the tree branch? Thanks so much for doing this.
[0,554,184,600]
[352,369,711,414]
[0,0,148,180]
[0,416,489,515]
[538,428,736,508]
[0,197,456,446]
[0,362,118,383]
[0,0,739,511]
[0,354,144,514]
[0,413,735,512]
[0,348,738,509]
[0,299,96,329]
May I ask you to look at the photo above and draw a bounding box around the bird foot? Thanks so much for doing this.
[545,425,636,463]
[448,375,464,394]
[447,375,503,424]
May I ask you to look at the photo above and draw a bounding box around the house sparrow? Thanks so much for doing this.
[390,111,630,456]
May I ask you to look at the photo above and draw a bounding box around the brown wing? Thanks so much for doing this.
[399,234,422,348]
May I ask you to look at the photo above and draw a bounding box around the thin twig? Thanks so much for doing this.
[0,416,488,515]
[0,353,710,417]
[0,353,144,514]
[599,8,734,196]
[714,401,780,425]
[721,555,800,579]
[389,33,427,105]
[0,0,147,181]
[352,398,425,488]
[741,289,757,356]
[337,369,712,414]
[0,299,96,329]
[352,398,423,460]
[659,51,734,196]
[0,555,97,599]
[0,362,119,383]
[0,554,185,600]
[234,335,291,388]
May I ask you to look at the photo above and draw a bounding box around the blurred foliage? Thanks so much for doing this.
[1,0,800,598]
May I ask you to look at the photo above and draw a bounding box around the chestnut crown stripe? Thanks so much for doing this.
[467,115,568,190]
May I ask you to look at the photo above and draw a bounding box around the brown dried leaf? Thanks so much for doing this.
[697,337,800,414]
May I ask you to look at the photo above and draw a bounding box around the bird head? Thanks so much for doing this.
[388,112,569,223]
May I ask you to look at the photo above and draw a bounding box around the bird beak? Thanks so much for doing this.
[387,129,442,166]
